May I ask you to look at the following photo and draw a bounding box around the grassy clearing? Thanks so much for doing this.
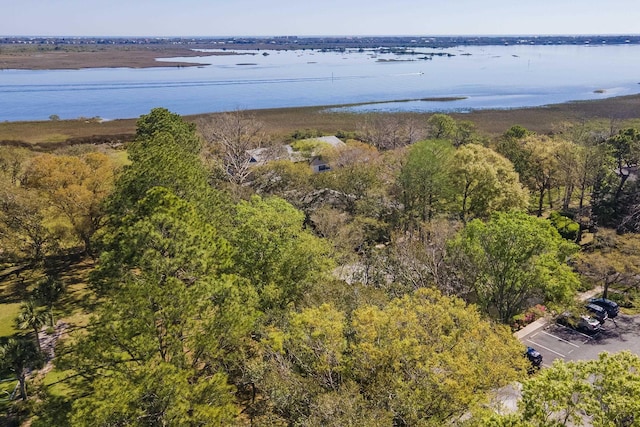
[0,303,21,337]
[0,256,95,341]
[0,266,42,338]
[42,369,75,397]
[0,380,18,411]
[0,118,136,144]
[107,149,130,168]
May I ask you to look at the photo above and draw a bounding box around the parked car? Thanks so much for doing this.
[584,303,608,323]
[525,346,543,368]
[556,311,601,333]
[588,297,620,318]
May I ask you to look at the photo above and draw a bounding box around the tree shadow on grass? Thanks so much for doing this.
[0,265,37,304]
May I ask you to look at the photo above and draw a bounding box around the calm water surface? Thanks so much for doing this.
[1,44,639,121]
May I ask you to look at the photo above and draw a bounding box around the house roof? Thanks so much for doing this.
[247,136,345,166]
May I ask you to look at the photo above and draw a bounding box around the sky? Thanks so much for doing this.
[3,0,640,37]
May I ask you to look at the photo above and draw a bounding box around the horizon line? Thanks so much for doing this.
[3,33,640,39]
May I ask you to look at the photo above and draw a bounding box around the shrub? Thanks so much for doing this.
[511,304,547,330]
[549,211,580,241]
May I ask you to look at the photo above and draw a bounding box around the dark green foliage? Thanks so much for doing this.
[503,125,531,140]
[67,188,256,424]
[398,139,454,227]
[15,301,47,354]
[91,186,234,294]
[133,107,200,153]
[0,338,43,401]
[335,129,357,140]
[591,127,640,230]
[287,128,323,142]
[107,107,223,218]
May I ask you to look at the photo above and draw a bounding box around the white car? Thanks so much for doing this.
[557,312,601,333]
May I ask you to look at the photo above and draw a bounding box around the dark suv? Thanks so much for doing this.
[588,297,619,318]
[585,303,608,323]
[525,346,543,368]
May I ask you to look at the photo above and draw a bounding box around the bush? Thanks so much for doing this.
[511,304,547,330]
[288,128,323,141]
[549,211,580,241]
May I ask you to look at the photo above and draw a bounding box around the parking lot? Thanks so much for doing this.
[520,313,640,366]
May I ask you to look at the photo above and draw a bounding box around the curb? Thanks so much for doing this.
[514,287,604,340]
[514,318,548,339]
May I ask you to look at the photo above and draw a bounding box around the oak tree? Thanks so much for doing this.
[448,211,580,323]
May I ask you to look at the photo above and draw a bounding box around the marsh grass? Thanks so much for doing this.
[3,94,640,149]
[0,118,136,145]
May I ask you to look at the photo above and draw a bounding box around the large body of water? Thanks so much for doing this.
[1,44,640,122]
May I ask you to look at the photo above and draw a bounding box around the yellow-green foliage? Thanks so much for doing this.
[258,289,528,425]
[290,139,332,158]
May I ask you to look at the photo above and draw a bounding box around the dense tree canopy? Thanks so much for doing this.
[7,107,638,426]
[0,182,54,260]
[254,289,528,426]
[108,107,220,217]
[398,139,454,226]
[449,143,529,221]
[448,211,580,323]
[67,188,258,425]
[25,152,114,254]
[229,195,334,312]
[484,352,640,426]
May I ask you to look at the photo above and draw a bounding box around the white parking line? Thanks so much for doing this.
[540,330,580,348]
[526,339,566,358]
[554,324,596,340]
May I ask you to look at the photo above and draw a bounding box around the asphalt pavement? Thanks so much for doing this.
[520,314,640,366]
[515,287,640,365]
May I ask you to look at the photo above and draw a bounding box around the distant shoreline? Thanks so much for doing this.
[2,34,640,70]
[0,47,234,70]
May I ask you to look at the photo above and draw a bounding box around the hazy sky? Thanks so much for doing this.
[4,0,640,37]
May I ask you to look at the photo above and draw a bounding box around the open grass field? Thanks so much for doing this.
[0,303,20,338]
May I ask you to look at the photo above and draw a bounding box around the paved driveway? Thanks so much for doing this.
[520,314,640,366]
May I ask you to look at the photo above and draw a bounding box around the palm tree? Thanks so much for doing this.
[16,300,47,353]
[35,274,65,327]
[0,338,42,400]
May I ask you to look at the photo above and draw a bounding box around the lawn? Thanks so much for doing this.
[0,379,18,412]
[42,369,75,397]
[0,303,21,338]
